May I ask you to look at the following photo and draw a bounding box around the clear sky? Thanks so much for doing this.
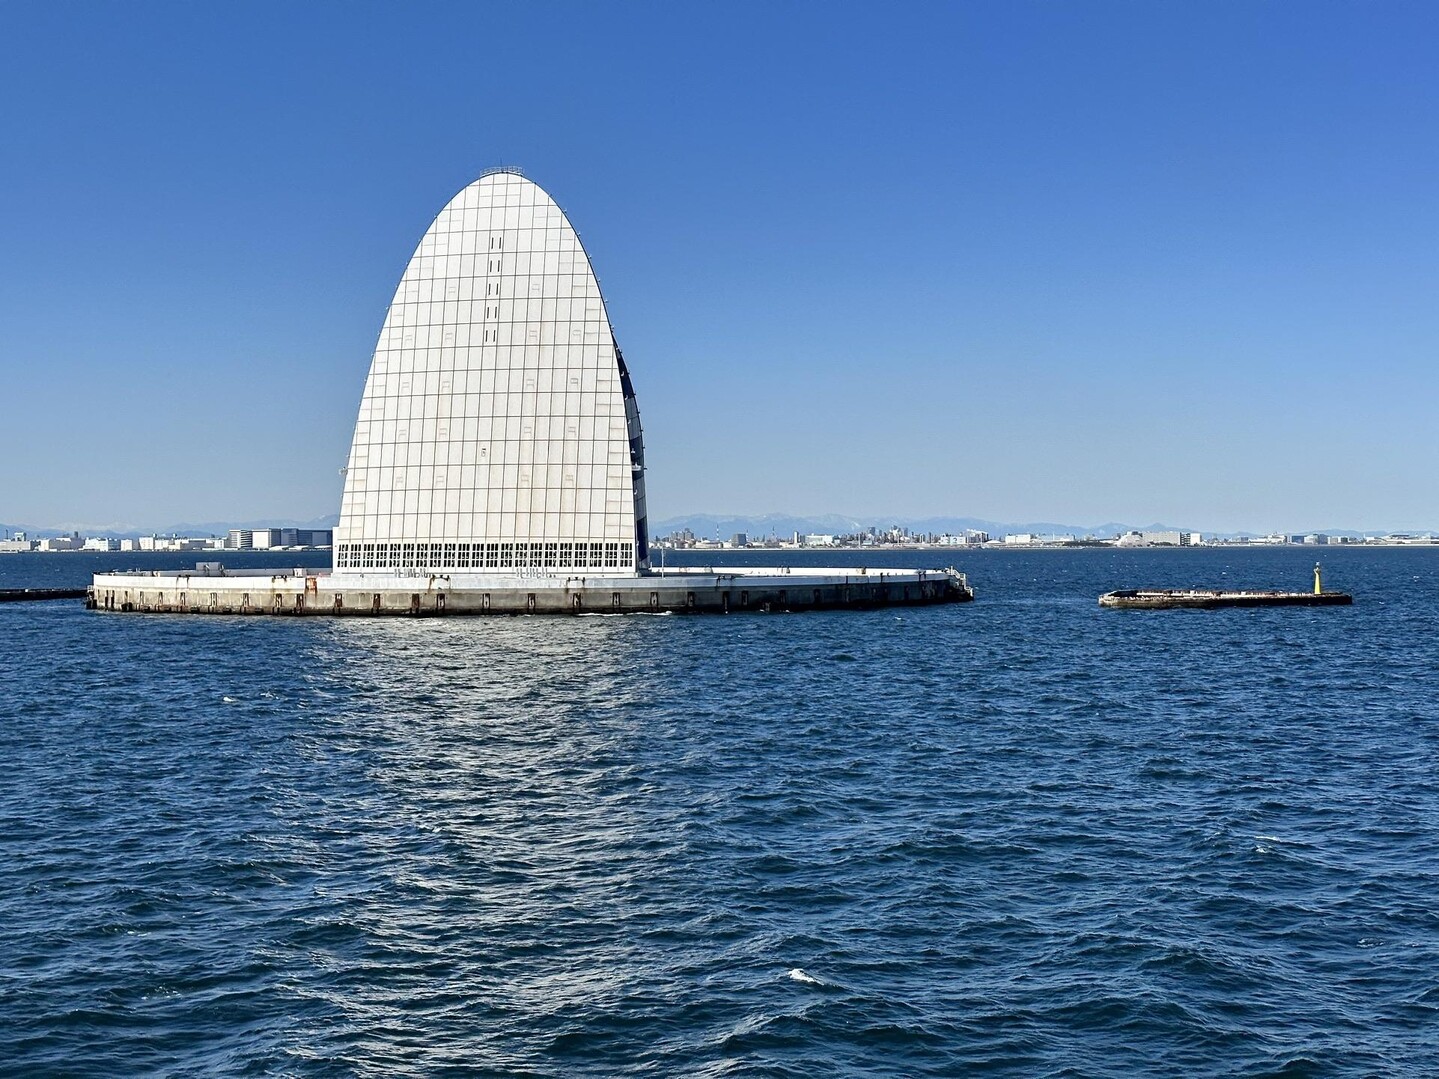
[1,1,1435,534]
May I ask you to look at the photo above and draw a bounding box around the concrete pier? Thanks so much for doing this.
[89,565,974,616]
[0,588,88,603]
[1099,588,1352,610]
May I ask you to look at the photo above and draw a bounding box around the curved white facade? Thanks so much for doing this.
[333,170,649,576]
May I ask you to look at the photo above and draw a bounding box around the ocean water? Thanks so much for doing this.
[2,547,1438,1076]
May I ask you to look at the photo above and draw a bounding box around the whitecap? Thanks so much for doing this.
[222,695,238,703]
[787,968,823,985]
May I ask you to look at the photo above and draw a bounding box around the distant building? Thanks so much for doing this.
[729,532,748,548]
[82,537,120,552]
[0,531,33,553]
[803,534,836,547]
[224,526,332,549]
[1116,530,1197,547]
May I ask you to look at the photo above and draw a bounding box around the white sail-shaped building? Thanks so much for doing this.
[333,169,648,579]
[90,171,971,615]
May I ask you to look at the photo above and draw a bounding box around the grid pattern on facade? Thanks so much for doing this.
[334,540,633,573]
[334,171,647,574]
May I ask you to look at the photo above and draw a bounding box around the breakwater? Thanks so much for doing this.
[0,587,87,603]
[1100,588,1353,609]
[87,566,972,615]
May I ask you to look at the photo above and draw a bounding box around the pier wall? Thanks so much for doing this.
[88,568,972,616]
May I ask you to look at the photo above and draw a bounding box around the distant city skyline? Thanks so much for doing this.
[2,3,1436,534]
[3,509,1436,544]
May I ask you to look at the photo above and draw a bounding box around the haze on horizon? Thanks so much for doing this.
[1,3,1435,537]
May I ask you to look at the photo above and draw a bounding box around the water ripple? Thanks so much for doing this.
[2,547,1438,1075]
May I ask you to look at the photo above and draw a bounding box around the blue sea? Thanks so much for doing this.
[3,546,1438,1076]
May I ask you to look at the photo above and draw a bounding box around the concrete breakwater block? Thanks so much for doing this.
[1099,588,1352,610]
[0,588,89,603]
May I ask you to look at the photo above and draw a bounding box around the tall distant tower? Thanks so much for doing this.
[333,169,649,577]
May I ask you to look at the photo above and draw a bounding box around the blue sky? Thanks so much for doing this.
[1,1,1435,533]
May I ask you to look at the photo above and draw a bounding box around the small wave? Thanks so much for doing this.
[787,968,824,985]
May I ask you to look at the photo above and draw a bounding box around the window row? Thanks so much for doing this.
[386,302,606,326]
[352,416,627,442]
[364,371,620,397]
[397,253,593,280]
[379,324,608,350]
[334,540,634,572]
[369,350,617,373]
[391,278,597,305]
[347,461,631,484]
[356,402,621,424]
[392,274,593,303]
